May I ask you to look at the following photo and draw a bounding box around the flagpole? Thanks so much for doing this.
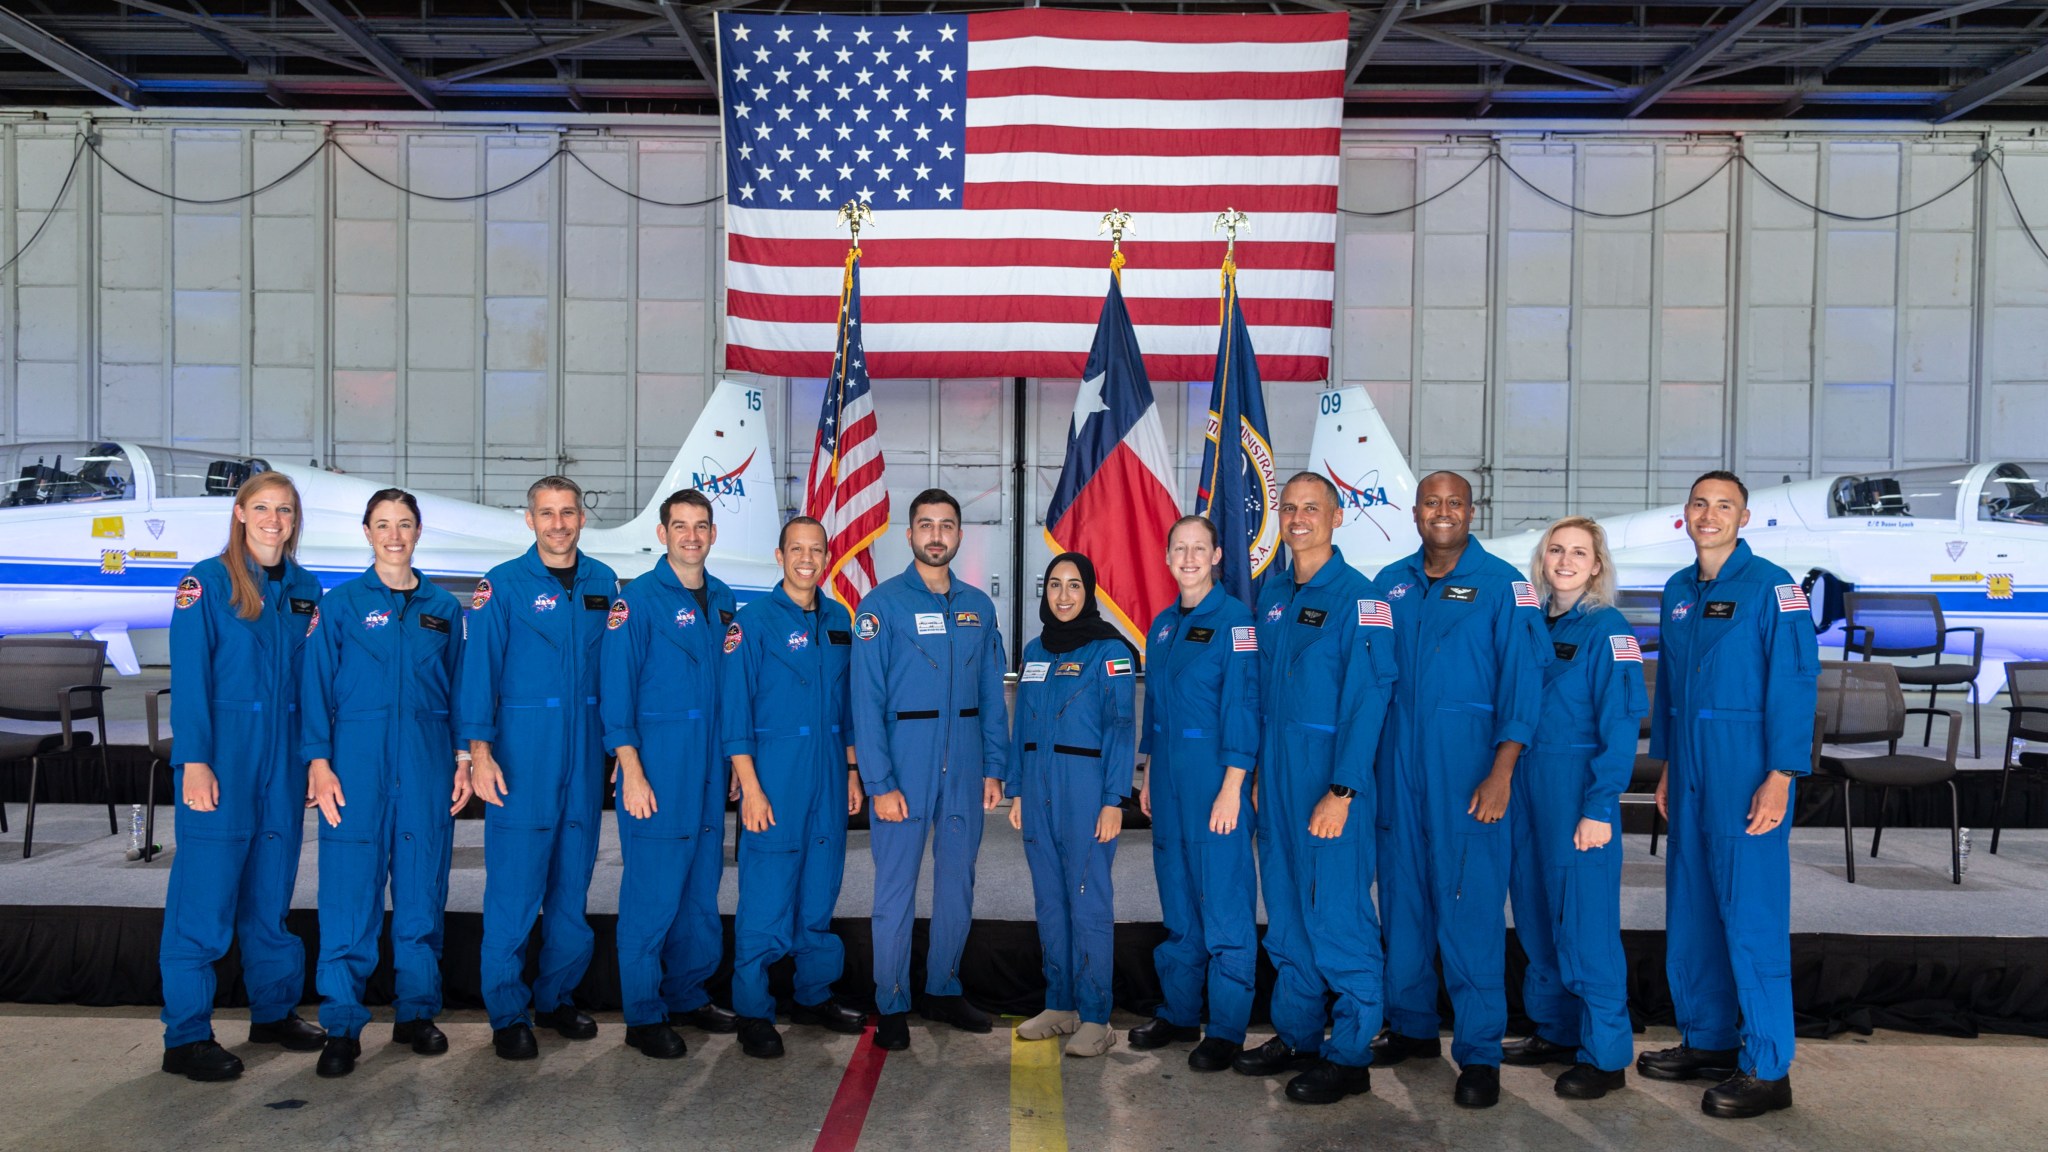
[1204,208,1249,519]
[820,200,875,607]
[1098,208,1133,280]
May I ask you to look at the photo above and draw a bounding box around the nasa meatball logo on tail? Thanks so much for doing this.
[1310,387,1419,571]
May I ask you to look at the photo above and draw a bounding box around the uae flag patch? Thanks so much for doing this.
[1775,584,1811,613]
[1105,656,1134,677]
[1512,581,1540,608]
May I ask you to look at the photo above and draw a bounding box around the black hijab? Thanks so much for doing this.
[1039,552,1139,661]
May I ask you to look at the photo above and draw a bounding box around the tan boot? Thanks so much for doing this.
[1065,1021,1116,1058]
[1015,1009,1080,1040]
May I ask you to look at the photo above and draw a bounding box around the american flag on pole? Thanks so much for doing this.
[805,248,888,611]
[716,10,1344,381]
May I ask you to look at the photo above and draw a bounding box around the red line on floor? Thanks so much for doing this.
[812,1023,890,1152]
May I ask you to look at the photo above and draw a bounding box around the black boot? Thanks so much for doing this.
[919,993,992,1034]
[1284,1059,1372,1104]
[1702,1072,1793,1119]
[1555,1063,1627,1100]
[535,1004,598,1040]
[161,1039,243,1082]
[873,1012,910,1051]
[316,1036,360,1079]
[625,1023,688,1060]
[1637,1044,1739,1083]
[738,1017,786,1059]
[671,1003,740,1034]
[1188,1037,1242,1072]
[247,1012,326,1052]
[790,999,867,1035]
[1369,1028,1443,1067]
[1127,1017,1202,1050]
[1502,1034,1577,1067]
[1454,1064,1501,1109]
[492,1023,538,1061]
[1231,1036,1318,1077]
[392,1018,448,1055]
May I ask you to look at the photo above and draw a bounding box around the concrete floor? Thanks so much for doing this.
[0,1007,2041,1152]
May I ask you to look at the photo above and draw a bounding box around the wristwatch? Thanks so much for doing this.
[1772,769,1797,779]
[1328,784,1356,799]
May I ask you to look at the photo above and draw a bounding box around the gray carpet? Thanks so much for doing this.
[6,803,2044,938]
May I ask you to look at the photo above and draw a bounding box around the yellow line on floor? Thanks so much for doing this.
[1009,1023,1067,1152]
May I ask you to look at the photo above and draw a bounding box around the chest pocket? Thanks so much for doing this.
[653,612,704,663]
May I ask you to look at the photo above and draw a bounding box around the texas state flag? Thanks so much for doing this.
[1045,271,1181,644]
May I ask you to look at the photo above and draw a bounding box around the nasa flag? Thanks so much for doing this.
[1045,270,1181,643]
[1196,260,1279,607]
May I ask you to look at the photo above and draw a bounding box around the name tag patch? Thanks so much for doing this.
[1185,627,1215,644]
[1704,601,1737,619]
[420,614,451,634]
[1553,641,1579,661]
[1296,607,1327,628]
[1021,661,1050,683]
[954,610,981,627]
[915,612,947,635]
[1442,585,1478,603]
[719,608,735,626]
[1055,661,1085,677]
[828,629,852,646]
[584,593,610,611]
[290,597,318,615]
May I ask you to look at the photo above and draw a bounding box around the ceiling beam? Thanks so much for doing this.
[1345,0,1407,87]
[0,4,140,108]
[1624,0,1792,117]
[108,0,387,76]
[293,0,440,109]
[1935,37,2048,121]
[439,16,666,83]
[1402,24,1625,90]
[1688,0,2018,86]
[655,1,717,83]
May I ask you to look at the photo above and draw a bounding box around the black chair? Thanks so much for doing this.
[1815,660,1963,884]
[1626,657,1664,856]
[0,637,115,858]
[1842,591,1983,759]
[1993,660,2048,855]
[141,687,170,863]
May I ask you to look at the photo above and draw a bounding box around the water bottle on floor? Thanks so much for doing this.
[125,803,144,861]
[1959,827,1971,877]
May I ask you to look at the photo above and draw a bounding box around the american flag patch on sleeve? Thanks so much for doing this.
[1512,581,1540,608]
[1609,634,1644,662]
[1357,599,1393,628]
[1232,626,1258,651]
[1775,584,1811,613]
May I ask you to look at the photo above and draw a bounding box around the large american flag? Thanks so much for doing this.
[717,10,1344,382]
[805,250,888,610]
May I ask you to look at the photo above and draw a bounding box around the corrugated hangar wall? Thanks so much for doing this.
[4,111,2047,638]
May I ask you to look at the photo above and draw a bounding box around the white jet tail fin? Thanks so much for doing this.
[1311,386,1419,571]
[617,380,782,563]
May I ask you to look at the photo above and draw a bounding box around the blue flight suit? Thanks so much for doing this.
[1509,600,1647,1073]
[719,584,855,1020]
[1375,539,1549,1069]
[301,569,463,1040]
[1006,638,1136,1025]
[1141,586,1261,1044]
[1252,548,1399,1068]
[598,561,735,1026]
[160,554,322,1047]
[457,545,619,1029]
[1650,539,1818,1081]
[850,564,1010,1017]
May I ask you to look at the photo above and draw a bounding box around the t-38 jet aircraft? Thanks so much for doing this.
[1312,385,2048,698]
[0,380,782,673]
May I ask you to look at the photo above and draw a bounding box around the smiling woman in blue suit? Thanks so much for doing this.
[159,470,327,1082]
[300,489,471,1078]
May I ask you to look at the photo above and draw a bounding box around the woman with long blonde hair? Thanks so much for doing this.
[1501,516,1646,1100]
[159,470,328,1081]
